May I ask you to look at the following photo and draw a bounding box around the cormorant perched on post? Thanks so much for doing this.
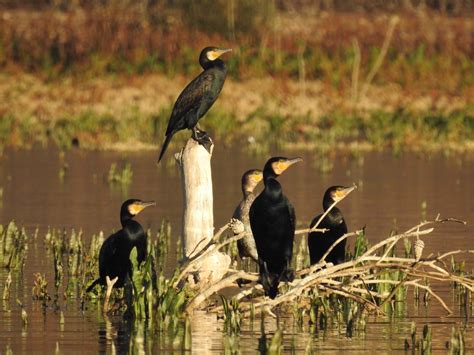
[86,199,155,312]
[232,169,263,263]
[157,46,232,162]
[249,157,302,299]
[308,186,354,265]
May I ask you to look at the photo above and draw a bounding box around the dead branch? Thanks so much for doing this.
[186,216,471,319]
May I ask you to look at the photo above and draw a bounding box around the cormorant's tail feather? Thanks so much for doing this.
[158,133,174,163]
[86,278,100,293]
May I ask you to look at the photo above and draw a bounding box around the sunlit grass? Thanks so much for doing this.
[0,106,472,156]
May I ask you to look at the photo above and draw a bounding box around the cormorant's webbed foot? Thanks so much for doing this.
[192,127,213,153]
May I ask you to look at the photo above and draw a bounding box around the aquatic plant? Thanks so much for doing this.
[154,220,172,272]
[67,229,84,277]
[52,237,63,289]
[2,271,11,300]
[223,333,241,355]
[107,162,133,188]
[64,229,85,298]
[447,326,466,354]
[220,295,242,335]
[16,299,28,328]
[268,329,283,354]
[404,322,432,353]
[32,273,51,309]
[58,163,68,182]
[0,221,28,270]
[421,324,432,355]
[154,271,187,330]
[129,245,155,320]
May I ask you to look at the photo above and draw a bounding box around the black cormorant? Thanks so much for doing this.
[249,157,302,299]
[232,169,263,262]
[308,186,353,265]
[157,46,232,162]
[86,199,155,311]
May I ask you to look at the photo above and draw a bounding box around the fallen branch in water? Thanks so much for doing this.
[184,216,471,317]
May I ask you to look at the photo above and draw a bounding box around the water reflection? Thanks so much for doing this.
[98,315,133,354]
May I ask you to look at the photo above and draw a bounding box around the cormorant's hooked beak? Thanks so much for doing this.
[207,48,232,61]
[333,185,357,201]
[140,201,157,209]
[272,157,303,175]
[287,157,303,166]
[129,201,156,215]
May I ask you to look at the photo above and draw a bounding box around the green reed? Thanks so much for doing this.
[0,221,28,270]
[220,295,242,335]
[16,299,28,328]
[2,271,11,300]
[447,326,466,354]
[0,218,470,351]
[107,162,133,188]
[32,273,51,310]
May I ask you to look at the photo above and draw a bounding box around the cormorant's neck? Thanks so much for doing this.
[243,188,255,198]
[323,198,341,216]
[242,180,258,198]
[201,58,226,70]
[264,178,283,200]
[120,212,135,228]
[263,169,278,185]
[323,197,334,211]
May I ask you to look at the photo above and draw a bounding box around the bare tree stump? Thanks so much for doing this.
[175,138,230,289]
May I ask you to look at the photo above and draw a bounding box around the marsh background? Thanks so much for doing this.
[0,0,472,153]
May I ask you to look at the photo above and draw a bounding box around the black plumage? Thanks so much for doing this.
[249,157,302,299]
[308,186,353,265]
[86,199,155,293]
[158,46,232,162]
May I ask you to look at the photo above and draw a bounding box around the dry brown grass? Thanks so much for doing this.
[0,4,472,151]
[0,6,471,92]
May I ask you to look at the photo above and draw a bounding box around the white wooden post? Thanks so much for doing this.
[175,138,230,289]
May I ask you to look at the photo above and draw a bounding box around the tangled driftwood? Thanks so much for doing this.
[182,213,470,316]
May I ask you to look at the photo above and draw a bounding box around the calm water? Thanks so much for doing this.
[0,147,473,353]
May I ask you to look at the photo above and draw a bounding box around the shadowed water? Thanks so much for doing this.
[0,147,472,352]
